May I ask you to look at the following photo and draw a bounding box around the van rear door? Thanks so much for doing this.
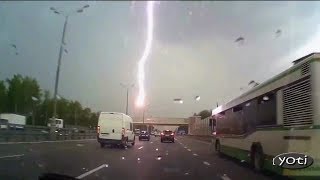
[98,113,123,140]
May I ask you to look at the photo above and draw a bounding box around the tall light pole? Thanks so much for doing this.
[120,83,134,115]
[142,103,152,125]
[31,97,38,126]
[50,5,89,128]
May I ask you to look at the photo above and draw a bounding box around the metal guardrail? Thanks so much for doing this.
[0,127,96,142]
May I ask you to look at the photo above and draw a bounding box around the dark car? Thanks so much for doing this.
[160,130,174,143]
[139,131,150,141]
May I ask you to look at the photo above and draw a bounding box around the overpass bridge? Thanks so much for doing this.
[132,117,189,133]
[132,117,189,126]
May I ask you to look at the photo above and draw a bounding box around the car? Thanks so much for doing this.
[177,130,186,135]
[97,112,135,148]
[160,130,175,143]
[154,131,160,137]
[139,131,150,141]
[134,129,140,136]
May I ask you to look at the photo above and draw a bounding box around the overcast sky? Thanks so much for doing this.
[1,1,320,118]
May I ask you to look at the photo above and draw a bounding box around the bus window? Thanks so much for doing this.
[219,111,225,115]
[257,92,276,125]
[233,105,243,112]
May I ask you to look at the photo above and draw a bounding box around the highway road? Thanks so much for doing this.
[0,136,286,180]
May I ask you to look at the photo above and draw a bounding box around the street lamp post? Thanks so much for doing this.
[120,83,134,115]
[141,103,151,125]
[31,97,38,126]
[50,5,89,131]
[142,107,145,124]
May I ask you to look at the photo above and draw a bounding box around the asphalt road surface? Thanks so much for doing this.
[0,136,285,180]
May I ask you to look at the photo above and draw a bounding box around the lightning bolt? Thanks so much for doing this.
[136,1,155,107]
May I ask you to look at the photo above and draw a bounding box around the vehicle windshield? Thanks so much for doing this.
[1,1,319,179]
[0,119,9,124]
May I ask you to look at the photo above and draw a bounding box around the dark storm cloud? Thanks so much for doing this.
[1,1,320,118]
[155,1,319,45]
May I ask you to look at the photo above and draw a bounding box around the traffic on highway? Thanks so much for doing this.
[1,1,320,180]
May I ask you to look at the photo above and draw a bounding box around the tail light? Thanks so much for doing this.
[171,133,174,136]
[97,126,100,134]
[161,133,164,135]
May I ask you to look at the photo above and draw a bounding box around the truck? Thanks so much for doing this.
[0,113,26,130]
[47,118,64,129]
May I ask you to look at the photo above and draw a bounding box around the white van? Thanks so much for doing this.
[97,112,135,148]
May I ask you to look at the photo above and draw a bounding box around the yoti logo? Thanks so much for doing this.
[273,152,314,169]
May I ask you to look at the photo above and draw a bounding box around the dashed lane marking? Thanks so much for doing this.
[203,161,210,166]
[76,164,108,179]
[0,154,24,159]
[221,174,231,180]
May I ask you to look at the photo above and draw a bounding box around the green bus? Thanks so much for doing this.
[211,53,320,177]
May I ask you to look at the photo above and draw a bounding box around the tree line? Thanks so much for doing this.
[0,74,98,127]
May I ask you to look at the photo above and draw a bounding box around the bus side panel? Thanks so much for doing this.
[276,90,283,125]
[311,60,320,126]
[219,128,320,176]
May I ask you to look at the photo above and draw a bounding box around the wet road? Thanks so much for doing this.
[0,136,281,180]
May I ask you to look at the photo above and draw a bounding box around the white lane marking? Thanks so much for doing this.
[221,174,231,180]
[0,154,24,159]
[76,164,108,179]
[76,144,84,147]
[184,146,187,149]
[150,142,153,144]
[203,161,210,166]
[0,139,96,145]
[187,149,191,151]
[138,146,143,150]
[193,153,198,156]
